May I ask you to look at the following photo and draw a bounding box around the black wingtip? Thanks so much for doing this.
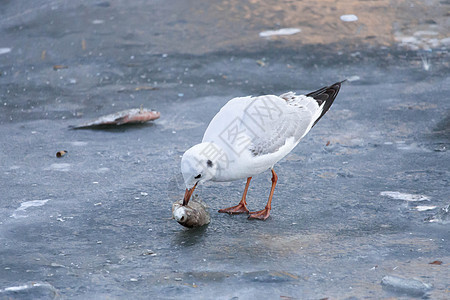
[308,80,345,127]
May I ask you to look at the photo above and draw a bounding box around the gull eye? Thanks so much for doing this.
[207,160,213,167]
[194,174,202,179]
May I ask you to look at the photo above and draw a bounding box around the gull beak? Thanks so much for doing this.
[183,182,198,206]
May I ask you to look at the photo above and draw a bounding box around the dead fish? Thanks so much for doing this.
[172,196,210,228]
[72,108,160,129]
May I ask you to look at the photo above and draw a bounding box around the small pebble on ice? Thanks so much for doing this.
[259,28,301,37]
[130,278,138,282]
[340,14,358,22]
[142,250,157,256]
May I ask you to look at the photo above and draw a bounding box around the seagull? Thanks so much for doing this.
[181,81,344,220]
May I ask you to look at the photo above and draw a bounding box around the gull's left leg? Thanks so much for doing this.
[218,177,251,214]
[248,169,277,220]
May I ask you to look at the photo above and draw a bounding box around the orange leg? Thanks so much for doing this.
[218,177,252,214]
[248,169,278,221]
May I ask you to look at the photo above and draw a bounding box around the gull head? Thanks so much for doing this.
[181,142,219,205]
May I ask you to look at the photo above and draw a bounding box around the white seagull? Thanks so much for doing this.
[181,81,344,220]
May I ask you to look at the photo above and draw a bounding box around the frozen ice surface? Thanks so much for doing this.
[0,0,449,299]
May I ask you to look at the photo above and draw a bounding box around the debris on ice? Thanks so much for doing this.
[381,275,432,296]
[414,205,437,212]
[259,28,301,38]
[10,199,50,219]
[340,15,358,22]
[0,48,11,55]
[380,191,430,202]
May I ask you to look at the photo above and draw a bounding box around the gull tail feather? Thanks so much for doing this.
[308,80,345,127]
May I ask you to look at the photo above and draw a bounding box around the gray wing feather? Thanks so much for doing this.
[248,101,316,156]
